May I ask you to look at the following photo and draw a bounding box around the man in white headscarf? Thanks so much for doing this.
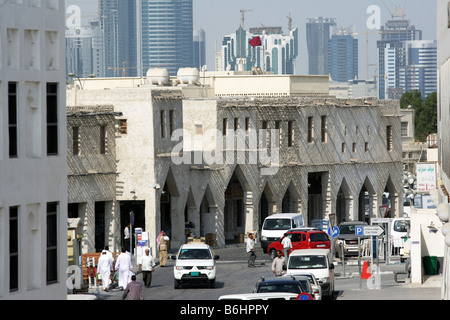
[97,250,113,291]
[115,248,133,290]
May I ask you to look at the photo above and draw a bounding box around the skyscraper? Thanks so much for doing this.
[193,29,206,71]
[99,0,119,77]
[399,40,437,98]
[140,0,194,76]
[66,21,104,79]
[377,19,422,99]
[306,17,337,76]
[118,0,138,77]
[328,26,358,82]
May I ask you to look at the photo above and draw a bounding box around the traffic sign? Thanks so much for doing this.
[355,226,364,236]
[363,225,385,236]
[354,225,384,237]
[296,292,314,300]
[327,226,340,238]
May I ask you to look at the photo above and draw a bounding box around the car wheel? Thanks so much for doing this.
[174,279,181,289]
[209,279,216,288]
[269,249,277,260]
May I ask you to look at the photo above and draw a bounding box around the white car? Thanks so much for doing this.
[172,243,219,289]
[284,273,322,300]
[286,249,334,299]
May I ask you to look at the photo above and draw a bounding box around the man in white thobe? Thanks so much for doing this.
[115,248,133,290]
[97,250,113,291]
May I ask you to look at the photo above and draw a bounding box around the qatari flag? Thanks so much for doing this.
[249,36,262,47]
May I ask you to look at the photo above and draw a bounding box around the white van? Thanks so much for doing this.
[260,213,304,253]
[286,249,334,299]
[391,218,410,250]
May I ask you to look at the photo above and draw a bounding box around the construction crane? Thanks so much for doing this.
[240,9,253,29]
[380,0,408,19]
[286,13,292,32]
[108,62,151,77]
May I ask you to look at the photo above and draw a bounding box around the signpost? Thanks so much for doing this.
[355,225,385,289]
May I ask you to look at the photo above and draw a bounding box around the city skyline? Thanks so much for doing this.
[66,0,437,79]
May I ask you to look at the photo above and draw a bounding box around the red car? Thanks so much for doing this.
[267,229,331,260]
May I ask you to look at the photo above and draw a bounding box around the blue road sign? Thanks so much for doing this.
[327,226,340,238]
[355,226,364,236]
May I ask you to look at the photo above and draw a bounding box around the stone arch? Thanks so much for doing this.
[336,178,352,224]
[358,176,376,222]
[224,165,251,242]
[282,181,301,214]
[160,166,181,240]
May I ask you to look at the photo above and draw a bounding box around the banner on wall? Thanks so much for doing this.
[416,162,437,192]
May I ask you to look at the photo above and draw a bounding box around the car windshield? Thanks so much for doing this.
[288,255,327,270]
[178,248,212,259]
[339,224,360,234]
[257,283,302,294]
[393,220,410,233]
[263,218,291,230]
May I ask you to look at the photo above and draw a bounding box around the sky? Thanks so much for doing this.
[65,0,437,79]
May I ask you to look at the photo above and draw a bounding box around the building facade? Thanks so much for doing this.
[306,17,337,76]
[65,21,104,79]
[218,26,299,75]
[140,0,193,76]
[0,0,67,300]
[377,19,422,99]
[399,40,437,99]
[67,71,403,258]
[328,26,358,82]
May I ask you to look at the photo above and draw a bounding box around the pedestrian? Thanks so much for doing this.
[97,250,113,291]
[281,233,292,259]
[139,248,156,287]
[115,248,133,290]
[246,232,256,267]
[157,231,169,267]
[272,250,286,277]
[122,275,144,300]
[124,224,131,251]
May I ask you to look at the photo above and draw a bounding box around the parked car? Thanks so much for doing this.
[286,249,335,299]
[260,213,304,253]
[253,276,306,296]
[284,272,322,300]
[336,221,368,256]
[172,243,219,289]
[218,292,299,300]
[267,229,331,260]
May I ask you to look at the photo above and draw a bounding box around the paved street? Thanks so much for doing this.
[82,243,442,301]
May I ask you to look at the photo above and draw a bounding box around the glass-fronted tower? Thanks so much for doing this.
[140,0,193,76]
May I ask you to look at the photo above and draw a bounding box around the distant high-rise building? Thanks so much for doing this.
[399,40,437,98]
[99,0,119,77]
[66,21,104,79]
[377,19,422,99]
[328,26,358,82]
[306,17,337,76]
[193,29,206,70]
[118,0,138,77]
[218,25,298,74]
[140,0,194,76]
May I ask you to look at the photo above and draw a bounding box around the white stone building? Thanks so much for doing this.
[67,71,403,257]
[0,0,67,300]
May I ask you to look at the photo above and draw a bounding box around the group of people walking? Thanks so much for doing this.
[95,230,170,300]
[246,232,292,276]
